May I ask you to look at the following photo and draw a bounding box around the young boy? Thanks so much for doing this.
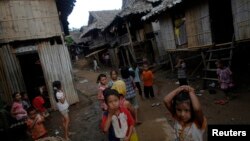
[142,64,155,99]
[175,57,188,86]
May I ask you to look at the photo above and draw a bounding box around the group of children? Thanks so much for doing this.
[10,81,71,141]
[95,56,236,141]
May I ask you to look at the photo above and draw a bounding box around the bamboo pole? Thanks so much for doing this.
[125,21,136,64]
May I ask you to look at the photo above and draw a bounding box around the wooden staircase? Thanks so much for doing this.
[202,42,234,88]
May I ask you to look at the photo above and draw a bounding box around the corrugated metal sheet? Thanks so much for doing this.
[231,0,250,41]
[0,44,26,104]
[185,1,212,47]
[37,41,79,109]
[159,14,176,50]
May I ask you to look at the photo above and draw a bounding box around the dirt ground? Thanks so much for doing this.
[40,59,250,141]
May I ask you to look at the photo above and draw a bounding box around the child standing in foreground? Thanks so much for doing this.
[216,60,234,103]
[141,64,155,99]
[26,107,47,140]
[97,74,108,111]
[52,81,70,140]
[101,88,137,141]
[164,85,207,141]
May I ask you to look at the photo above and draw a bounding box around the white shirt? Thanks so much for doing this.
[56,91,69,111]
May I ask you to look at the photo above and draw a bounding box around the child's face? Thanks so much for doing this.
[29,110,37,119]
[111,71,118,80]
[107,95,119,110]
[143,65,148,70]
[100,76,107,85]
[175,101,191,123]
[15,93,22,101]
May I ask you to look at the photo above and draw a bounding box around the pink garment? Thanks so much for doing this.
[217,67,234,90]
[11,101,27,120]
[97,85,108,111]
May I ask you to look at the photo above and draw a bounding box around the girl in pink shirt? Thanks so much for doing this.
[11,92,27,121]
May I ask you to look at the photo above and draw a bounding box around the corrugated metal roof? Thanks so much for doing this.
[142,0,182,21]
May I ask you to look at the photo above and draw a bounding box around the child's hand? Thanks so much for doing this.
[180,85,195,92]
[108,109,116,116]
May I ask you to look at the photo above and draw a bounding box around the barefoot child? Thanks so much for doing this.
[164,85,207,141]
[53,81,70,140]
[26,107,47,140]
[142,64,155,99]
[101,88,137,141]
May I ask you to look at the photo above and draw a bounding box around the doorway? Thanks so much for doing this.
[209,0,234,44]
[17,53,46,101]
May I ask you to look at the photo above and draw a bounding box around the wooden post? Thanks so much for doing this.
[201,51,206,68]
[168,53,174,72]
[125,21,136,64]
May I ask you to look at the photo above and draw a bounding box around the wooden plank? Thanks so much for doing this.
[206,47,234,52]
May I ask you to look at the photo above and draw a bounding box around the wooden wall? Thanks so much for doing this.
[37,41,79,109]
[231,0,250,41]
[159,14,176,50]
[185,0,212,47]
[0,45,26,104]
[0,0,61,43]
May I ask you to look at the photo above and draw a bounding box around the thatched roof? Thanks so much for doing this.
[119,0,153,18]
[142,0,182,21]
[70,31,90,44]
[146,0,162,3]
[80,10,120,37]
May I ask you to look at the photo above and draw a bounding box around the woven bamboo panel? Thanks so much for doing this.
[37,41,79,109]
[159,14,176,50]
[0,44,26,104]
[185,0,212,48]
[231,0,250,41]
[0,0,62,43]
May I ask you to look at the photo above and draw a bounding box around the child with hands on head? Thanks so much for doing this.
[164,85,207,141]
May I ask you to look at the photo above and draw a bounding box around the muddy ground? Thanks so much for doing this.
[38,59,250,141]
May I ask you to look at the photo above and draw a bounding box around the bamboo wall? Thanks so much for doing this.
[185,0,212,47]
[0,0,61,43]
[37,41,79,109]
[0,45,26,104]
[159,14,176,50]
[231,0,250,41]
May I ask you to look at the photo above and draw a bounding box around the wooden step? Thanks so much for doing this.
[202,77,218,81]
[206,47,234,52]
[206,58,231,62]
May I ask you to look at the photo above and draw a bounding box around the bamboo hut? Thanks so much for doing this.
[0,0,79,108]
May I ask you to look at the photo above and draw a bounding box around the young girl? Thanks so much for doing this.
[216,60,234,103]
[108,70,120,88]
[21,91,31,110]
[101,88,136,141]
[164,85,207,141]
[11,92,28,121]
[52,81,70,140]
[97,74,108,111]
[26,107,47,140]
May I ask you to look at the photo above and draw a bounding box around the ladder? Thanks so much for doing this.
[202,42,234,88]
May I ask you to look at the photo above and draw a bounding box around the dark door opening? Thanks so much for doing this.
[17,53,46,102]
[209,0,234,44]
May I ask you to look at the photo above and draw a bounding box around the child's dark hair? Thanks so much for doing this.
[27,106,36,114]
[110,69,118,76]
[120,67,130,79]
[103,88,120,104]
[97,74,107,83]
[173,91,195,121]
[52,81,62,102]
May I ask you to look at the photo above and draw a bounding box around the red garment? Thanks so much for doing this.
[142,70,153,86]
[32,96,46,113]
[101,107,134,136]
